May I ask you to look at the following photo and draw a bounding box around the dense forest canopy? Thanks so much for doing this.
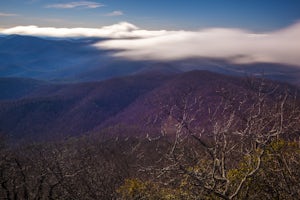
[1,73,300,199]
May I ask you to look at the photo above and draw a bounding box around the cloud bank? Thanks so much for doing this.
[96,22,300,67]
[0,22,167,38]
[46,1,103,9]
[1,21,300,66]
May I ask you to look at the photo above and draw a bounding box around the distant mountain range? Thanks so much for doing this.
[0,70,298,141]
[0,35,300,85]
[1,34,300,141]
[0,35,146,82]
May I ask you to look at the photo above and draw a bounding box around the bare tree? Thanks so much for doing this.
[0,136,132,200]
[143,79,300,199]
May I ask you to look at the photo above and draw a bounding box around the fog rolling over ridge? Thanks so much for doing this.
[0,24,300,85]
[95,22,300,67]
[2,21,300,67]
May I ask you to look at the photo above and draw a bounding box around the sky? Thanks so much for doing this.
[1,0,300,67]
[0,0,300,30]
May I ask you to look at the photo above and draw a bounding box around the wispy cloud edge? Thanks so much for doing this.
[0,12,19,17]
[45,1,103,9]
[105,10,124,17]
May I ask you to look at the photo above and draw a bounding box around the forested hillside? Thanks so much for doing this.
[1,70,300,199]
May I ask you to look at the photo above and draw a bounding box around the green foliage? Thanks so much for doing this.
[227,140,300,199]
[117,178,205,200]
[118,179,169,200]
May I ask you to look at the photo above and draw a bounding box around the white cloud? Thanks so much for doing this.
[95,22,300,67]
[46,1,103,9]
[105,10,124,17]
[0,22,166,38]
[0,12,19,17]
[27,0,39,3]
[1,21,300,66]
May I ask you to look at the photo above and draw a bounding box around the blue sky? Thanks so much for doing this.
[1,0,300,30]
[1,0,300,67]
